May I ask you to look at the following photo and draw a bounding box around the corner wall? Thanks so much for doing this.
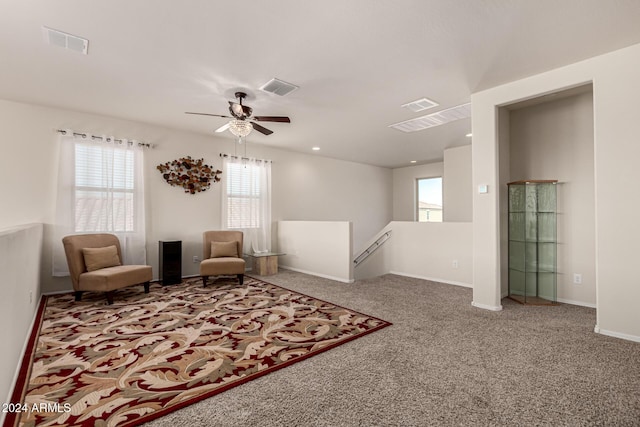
[0,223,43,419]
[472,42,640,341]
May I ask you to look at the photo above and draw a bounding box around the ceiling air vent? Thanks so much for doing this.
[259,78,299,96]
[402,97,439,113]
[42,26,89,55]
[389,103,471,133]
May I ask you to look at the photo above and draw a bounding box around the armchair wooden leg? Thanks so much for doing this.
[144,282,150,293]
[105,291,114,305]
[74,291,83,302]
[238,274,244,285]
[202,276,208,287]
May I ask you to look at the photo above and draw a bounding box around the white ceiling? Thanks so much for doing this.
[2,1,640,168]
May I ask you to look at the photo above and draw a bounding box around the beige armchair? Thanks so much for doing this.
[62,233,152,304]
[200,231,245,286]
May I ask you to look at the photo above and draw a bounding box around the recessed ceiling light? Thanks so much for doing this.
[410,160,417,163]
[312,147,320,151]
[466,133,473,137]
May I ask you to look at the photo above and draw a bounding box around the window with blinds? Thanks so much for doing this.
[226,162,261,229]
[74,143,136,232]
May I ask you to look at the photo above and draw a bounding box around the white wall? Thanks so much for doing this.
[354,221,472,286]
[0,98,392,293]
[508,91,596,307]
[472,42,640,341]
[0,223,43,420]
[393,162,444,221]
[443,145,472,222]
[388,221,473,287]
[278,221,353,282]
[270,151,392,254]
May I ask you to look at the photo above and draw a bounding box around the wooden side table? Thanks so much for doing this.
[247,252,285,276]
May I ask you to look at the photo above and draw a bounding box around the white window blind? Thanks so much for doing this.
[221,155,272,254]
[226,162,261,229]
[74,142,136,232]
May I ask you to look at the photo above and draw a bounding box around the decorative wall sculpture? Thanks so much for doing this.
[157,156,221,194]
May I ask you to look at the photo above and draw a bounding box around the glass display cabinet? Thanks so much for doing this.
[507,180,558,305]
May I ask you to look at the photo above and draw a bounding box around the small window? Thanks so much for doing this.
[417,177,442,222]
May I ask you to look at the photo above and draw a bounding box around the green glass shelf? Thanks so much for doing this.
[507,181,558,304]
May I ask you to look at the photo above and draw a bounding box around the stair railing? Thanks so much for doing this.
[353,230,392,266]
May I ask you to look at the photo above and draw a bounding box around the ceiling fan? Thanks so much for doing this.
[185,91,290,137]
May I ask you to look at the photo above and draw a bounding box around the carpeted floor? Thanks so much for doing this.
[143,270,640,427]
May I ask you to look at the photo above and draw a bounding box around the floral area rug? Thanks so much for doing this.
[7,276,391,426]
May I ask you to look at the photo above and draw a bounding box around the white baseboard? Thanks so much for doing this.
[471,301,503,311]
[594,325,640,343]
[388,270,472,288]
[279,265,354,283]
[556,298,596,308]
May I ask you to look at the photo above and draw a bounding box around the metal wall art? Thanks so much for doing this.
[157,156,221,194]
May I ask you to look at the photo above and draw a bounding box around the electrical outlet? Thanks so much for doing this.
[452,260,459,269]
[193,256,200,263]
[29,290,33,304]
[573,273,582,285]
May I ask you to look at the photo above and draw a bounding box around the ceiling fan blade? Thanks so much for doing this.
[185,112,232,119]
[253,116,291,123]
[215,122,231,133]
[250,122,273,136]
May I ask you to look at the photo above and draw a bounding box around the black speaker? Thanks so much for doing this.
[159,241,182,285]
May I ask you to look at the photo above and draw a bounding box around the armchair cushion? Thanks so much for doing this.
[79,265,152,292]
[200,257,245,276]
[210,241,238,258]
[82,245,121,272]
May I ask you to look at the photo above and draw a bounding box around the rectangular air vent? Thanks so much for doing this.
[389,103,471,133]
[402,97,439,113]
[42,26,89,55]
[259,78,299,96]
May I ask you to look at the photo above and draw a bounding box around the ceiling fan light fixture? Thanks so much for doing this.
[230,104,244,116]
[229,120,253,138]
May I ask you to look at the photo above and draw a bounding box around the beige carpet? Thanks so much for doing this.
[143,270,640,427]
